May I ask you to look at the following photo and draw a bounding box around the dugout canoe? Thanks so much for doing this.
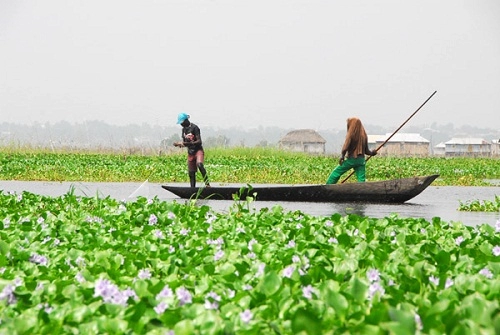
[162,174,439,203]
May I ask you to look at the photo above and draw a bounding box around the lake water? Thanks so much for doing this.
[1,181,499,227]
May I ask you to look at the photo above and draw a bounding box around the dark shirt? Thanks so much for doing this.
[181,122,204,155]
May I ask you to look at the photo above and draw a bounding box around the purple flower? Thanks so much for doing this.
[429,275,439,286]
[154,230,164,239]
[206,291,221,301]
[154,301,169,314]
[325,220,333,227]
[248,239,257,251]
[214,250,224,261]
[75,272,85,283]
[2,218,10,229]
[287,240,296,248]
[415,313,423,331]
[137,269,152,280]
[479,267,493,279]
[302,285,316,299]
[367,268,381,282]
[283,266,294,278]
[493,246,500,257]
[0,284,17,305]
[30,253,48,266]
[205,213,216,224]
[255,263,266,277]
[176,287,192,306]
[167,212,176,220]
[495,219,500,233]
[148,214,158,225]
[367,282,385,300]
[227,289,235,299]
[240,309,253,324]
[455,236,464,246]
[445,278,454,289]
[156,285,173,300]
[328,237,338,244]
[204,299,219,310]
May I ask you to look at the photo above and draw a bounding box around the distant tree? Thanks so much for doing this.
[160,133,181,153]
[204,135,230,148]
[256,140,269,147]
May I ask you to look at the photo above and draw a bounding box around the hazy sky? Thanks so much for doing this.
[1,0,499,131]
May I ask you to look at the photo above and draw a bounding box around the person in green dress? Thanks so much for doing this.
[326,117,377,184]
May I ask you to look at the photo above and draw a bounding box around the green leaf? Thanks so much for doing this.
[66,305,92,323]
[291,308,322,335]
[427,299,450,315]
[0,240,9,255]
[259,271,282,297]
[174,319,195,335]
[349,277,368,303]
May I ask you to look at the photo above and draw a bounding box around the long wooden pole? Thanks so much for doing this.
[340,90,437,183]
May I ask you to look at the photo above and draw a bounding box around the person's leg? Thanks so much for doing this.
[195,150,210,187]
[326,162,351,184]
[353,156,366,182]
[187,155,197,187]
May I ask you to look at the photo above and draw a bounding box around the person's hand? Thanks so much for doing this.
[339,156,344,165]
[371,150,377,156]
[173,142,184,147]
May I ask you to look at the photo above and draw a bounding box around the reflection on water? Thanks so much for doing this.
[0,181,498,227]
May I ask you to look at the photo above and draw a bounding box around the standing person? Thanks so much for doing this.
[326,117,377,184]
[173,113,210,188]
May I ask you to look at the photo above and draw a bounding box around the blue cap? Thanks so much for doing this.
[177,113,189,124]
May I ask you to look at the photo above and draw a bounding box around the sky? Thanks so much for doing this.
[1,0,500,131]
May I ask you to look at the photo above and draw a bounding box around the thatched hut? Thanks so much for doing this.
[279,129,326,154]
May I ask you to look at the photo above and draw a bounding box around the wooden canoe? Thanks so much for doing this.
[162,174,439,203]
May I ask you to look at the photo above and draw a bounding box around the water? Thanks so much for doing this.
[1,181,498,227]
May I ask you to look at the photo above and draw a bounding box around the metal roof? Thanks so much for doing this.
[444,138,489,145]
[375,133,429,143]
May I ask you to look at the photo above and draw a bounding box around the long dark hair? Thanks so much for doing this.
[341,117,367,156]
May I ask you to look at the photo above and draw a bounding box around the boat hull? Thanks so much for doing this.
[162,175,439,203]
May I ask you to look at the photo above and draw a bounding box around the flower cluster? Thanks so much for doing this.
[93,278,138,306]
[367,268,385,300]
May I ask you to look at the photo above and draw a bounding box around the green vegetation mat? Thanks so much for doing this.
[1,191,500,334]
[1,148,499,186]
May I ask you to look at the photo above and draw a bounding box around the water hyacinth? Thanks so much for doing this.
[366,268,381,282]
[1,190,500,334]
[302,285,316,299]
[148,214,158,225]
[137,269,152,280]
[283,266,294,278]
[175,287,192,306]
[493,245,500,257]
[429,275,440,286]
[479,267,493,279]
[29,253,48,266]
[0,284,17,305]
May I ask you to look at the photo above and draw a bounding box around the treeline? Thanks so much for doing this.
[0,120,497,155]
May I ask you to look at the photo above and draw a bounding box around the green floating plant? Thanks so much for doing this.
[459,195,500,212]
[1,191,500,334]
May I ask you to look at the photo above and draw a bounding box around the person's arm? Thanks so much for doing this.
[364,138,377,156]
[173,130,185,147]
